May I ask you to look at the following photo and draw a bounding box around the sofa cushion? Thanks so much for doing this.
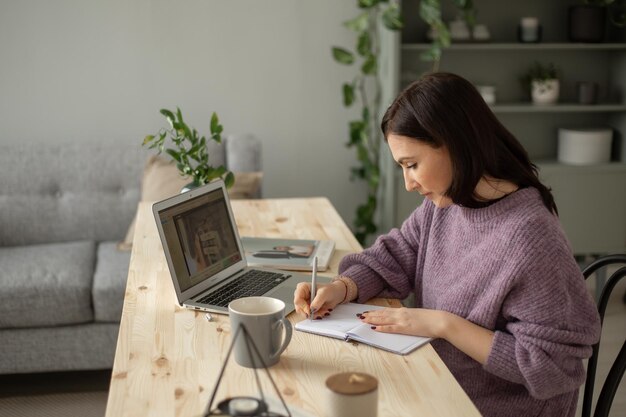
[0,144,144,246]
[0,241,96,328]
[92,242,132,322]
[0,323,119,374]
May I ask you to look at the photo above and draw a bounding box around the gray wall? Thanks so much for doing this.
[0,0,367,228]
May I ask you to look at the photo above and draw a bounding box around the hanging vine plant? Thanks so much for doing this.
[333,1,478,244]
[332,0,402,244]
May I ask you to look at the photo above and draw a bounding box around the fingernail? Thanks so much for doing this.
[370,326,376,330]
[355,313,361,317]
[363,310,369,314]
[315,316,322,320]
[324,312,330,316]
[358,315,365,319]
[328,308,333,311]
[305,314,309,318]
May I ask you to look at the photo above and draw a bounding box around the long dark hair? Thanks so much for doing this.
[381,72,557,214]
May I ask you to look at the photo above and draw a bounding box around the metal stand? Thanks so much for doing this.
[204,324,292,417]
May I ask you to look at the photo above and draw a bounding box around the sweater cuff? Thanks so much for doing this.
[484,330,524,385]
[339,264,385,303]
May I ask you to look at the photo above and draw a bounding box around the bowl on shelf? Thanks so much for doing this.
[557,127,613,165]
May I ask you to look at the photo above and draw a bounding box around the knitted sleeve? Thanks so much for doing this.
[338,202,426,303]
[484,219,601,400]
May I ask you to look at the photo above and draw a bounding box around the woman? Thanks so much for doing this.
[294,72,600,416]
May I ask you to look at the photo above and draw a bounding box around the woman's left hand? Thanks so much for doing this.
[359,307,450,339]
[361,307,496,365]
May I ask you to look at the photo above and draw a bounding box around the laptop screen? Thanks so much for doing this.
[156,187,242,293]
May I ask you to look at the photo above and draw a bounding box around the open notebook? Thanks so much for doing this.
[295,303,431,355]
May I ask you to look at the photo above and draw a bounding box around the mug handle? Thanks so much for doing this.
[270,318,292,362]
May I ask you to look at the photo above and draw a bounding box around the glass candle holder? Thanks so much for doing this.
[518,17,542,43]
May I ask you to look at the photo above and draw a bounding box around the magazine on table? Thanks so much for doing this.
[295,303,432,355]
[240,236,335,272]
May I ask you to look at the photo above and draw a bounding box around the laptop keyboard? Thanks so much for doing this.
[197,270,291,308]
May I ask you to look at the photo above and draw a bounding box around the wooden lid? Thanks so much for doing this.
[325,372,378,395]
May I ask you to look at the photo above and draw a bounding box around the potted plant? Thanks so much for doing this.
[142,108,234,191]
[521,62,560,105]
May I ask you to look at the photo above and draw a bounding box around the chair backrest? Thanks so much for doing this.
[581,254,626,417]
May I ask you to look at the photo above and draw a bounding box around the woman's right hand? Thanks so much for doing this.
[293,280,347,319]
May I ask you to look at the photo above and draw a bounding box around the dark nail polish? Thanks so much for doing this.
[358,315,365,319]
[355,313,361,317]
[324,312,330,316]
[315,316,322,320]
[328,309,333,312]
[370,326,376,330]
[363,310,369,314]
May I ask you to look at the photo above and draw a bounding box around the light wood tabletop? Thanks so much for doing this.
[106,197,480,417]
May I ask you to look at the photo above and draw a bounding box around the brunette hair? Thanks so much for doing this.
[381,72,557,214]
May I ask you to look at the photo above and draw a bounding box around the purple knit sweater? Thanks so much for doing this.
[339,187,601,417]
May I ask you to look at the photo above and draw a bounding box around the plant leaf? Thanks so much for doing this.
[343,12,369,32]
[142,135,155,145]
[357,31,371,56]
[361,54,377,75]
[419,0,442,23]
[358,0,378,8]
[165,149,182,163]
[343,83,355,107]
[382,3,403,30]
[210,112,219,133]
[332,47,355,65]
[214,166,226,177]
[181,123,193,142]
[224,171,235,188]
[160,109,175,127]
[349,121,365,146]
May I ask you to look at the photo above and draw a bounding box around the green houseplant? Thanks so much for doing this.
[332,0,477,243]
[142,108,234,190]
[332,0,403,244]
[520,62,560,105]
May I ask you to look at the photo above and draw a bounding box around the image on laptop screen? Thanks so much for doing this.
[157,188,242,292]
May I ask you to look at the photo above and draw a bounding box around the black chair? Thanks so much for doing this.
[581,254,626,417]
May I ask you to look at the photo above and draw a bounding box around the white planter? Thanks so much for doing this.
[531,79,559,104]
[558,128,613,165]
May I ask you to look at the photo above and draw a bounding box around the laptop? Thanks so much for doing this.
[152,179,310,315]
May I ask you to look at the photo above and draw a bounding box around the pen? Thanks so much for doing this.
[310,256,318,321]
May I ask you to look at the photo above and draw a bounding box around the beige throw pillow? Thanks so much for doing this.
[117,156,263,251]
[228,171,263,199]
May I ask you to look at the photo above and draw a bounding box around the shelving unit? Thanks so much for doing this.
[379,0,626,254]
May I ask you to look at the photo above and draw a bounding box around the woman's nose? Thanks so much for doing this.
[403,171,417,192]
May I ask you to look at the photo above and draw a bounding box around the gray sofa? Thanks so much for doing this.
[0,139,261,374]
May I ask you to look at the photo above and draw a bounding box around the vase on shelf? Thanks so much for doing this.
[569,5,606,42]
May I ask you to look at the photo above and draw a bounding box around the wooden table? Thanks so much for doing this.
[106,198,480,417]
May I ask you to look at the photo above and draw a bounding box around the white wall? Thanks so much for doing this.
[0,0,367,227]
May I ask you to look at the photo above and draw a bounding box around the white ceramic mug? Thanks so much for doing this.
[228,297,292,368]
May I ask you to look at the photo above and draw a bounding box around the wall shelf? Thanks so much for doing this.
[490,103,626,113]
[382,0,626,254]
[403,43,626,51]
